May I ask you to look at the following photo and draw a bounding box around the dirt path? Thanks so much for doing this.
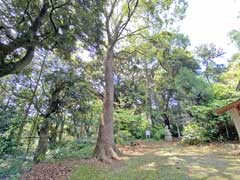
[21,141,240,180]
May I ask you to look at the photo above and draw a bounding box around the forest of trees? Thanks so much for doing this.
[1,0,240,179]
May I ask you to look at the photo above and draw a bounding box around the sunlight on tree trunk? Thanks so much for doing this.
[94,48,121,162]
[93,0,139,162]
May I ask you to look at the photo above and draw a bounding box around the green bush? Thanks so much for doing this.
[49,140,94,160]
[0,158,32,180]
[114,108,148,140]
[182,122,207,145]
[189,103,233,141]
[0,135,19,157]
[152,125,165,140]
[115,130,135,145]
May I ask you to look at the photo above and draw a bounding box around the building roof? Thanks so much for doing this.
[215,99,240,115]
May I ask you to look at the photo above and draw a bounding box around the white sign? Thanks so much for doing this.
[146,130,151,136]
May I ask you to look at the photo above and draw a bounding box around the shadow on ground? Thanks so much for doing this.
[71,141,240,180]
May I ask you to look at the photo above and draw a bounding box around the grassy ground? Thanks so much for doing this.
[70,141,240,180]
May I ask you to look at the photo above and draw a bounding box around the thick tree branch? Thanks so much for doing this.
[0,0,49,77]
[0,47,34,77]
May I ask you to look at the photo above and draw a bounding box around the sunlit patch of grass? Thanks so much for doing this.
[139,162,157,171]
[121,156,130,160]
[70,165,107,180]
[70,141,240,180]
[71,163,190,180]
[71,152,192,179]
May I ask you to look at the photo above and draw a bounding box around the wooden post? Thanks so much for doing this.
[229,108,240,140]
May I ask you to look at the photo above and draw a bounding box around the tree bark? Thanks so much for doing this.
[0,47,35,77]
[33,77,66,163]
[93,0,138,162]
[163,113,170,129]
[49,123,59,148]
[93,48,120,162]
[33,119,49,164]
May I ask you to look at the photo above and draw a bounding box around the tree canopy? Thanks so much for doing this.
[1,0,240,179]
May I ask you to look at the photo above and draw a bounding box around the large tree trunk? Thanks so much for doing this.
[93,48,120,163]
[49,123,59,149]
[33,119,49,164]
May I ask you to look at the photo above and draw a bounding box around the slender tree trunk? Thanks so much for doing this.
[94,48,120,162]
[26,115,40,155]
[16,105,31,145]
[163,113,170,129]
[225,121,230,139]
[85,112,92,137]
[176,122,181,138]
[205,62,211,84]
[58,119,65,142]
[84,124,90,138]
[80,121,84,138]
[16,54,46,145]
[144,60,153,126]
[73,116,80,139]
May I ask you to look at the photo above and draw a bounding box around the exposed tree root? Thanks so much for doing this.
[94,143,121,163]
[109,147,121,160]
[114,145,123,156]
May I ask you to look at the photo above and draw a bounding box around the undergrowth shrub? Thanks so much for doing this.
[152,125,165,140]
[115,130,135,145]
[49,140,94,160]
[182,122,207,145]
[114,108,148,140]
[0,136,20,157]
[0,158,32,180]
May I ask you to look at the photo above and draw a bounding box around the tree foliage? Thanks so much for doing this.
[1,0,240,177]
